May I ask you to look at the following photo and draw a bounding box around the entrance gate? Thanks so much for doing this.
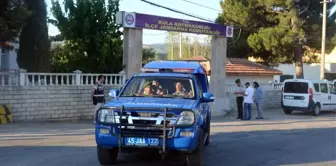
[116,11,234,116]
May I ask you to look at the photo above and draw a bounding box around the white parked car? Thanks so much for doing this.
[281,79,336,116]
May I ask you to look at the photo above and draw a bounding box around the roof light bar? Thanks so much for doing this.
[171,68,195,73]
[140,68,160,72]
[140,68,195,73]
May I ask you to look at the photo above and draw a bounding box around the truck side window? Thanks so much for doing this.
[329,84,336,95]
[320,83,328,94]
[122,78,139,96]
[314,83,320,92]
[196,78,203,99]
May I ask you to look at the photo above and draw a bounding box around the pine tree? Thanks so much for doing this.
[0,0,30,49]
[50,0,123,73]
[217,0,336,77]
[17,0,50,72]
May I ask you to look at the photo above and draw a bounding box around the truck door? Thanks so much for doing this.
[320,83,330,110]
[195,76,208,116]
[329,84,336,110]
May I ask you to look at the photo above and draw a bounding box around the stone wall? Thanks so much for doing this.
[0,86,282,122]
[0,85,117,122]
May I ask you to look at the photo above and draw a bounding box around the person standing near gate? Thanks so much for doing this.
[253,82,264,119]
[234,79,245,119]
[243,82,254,120]
[92,75,105,121]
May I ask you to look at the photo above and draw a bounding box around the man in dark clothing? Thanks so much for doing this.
[234,79,245,119]
[92,75,105,122]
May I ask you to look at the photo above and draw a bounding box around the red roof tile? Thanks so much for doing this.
[186,56,283,76]
[225,58,282,76]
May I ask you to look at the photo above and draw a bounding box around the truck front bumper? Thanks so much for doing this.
[95,124,199,153]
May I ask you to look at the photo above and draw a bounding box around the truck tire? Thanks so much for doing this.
[97,146,118,165]
[283,109,292,114]
[186,129,204,166]
[205,116,210,146]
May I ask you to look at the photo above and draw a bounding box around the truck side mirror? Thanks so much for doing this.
[109,89,119,98]
[202,92,215,102]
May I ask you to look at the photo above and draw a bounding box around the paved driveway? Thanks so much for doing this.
[0,109,335,166]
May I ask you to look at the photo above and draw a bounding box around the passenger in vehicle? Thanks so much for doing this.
[152,80,164,95]
[139,81,154,96]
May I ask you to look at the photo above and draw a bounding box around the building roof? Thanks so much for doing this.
[187,55,209,61]
[186,56,283,76]
[226,58,282,76]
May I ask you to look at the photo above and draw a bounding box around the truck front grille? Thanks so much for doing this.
[117,110,177,138]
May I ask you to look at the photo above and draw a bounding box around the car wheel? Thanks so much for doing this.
[283,109,293,114]
[186,129,204,166]
[97,146,118,165]
[205,116,210,146]
[312,104,320,116]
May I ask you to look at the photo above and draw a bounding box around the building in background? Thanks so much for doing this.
[249,47,336,82]
[186,56,282,83]
[0,39,20,71]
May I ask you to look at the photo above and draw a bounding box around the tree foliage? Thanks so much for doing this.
[165,32,211,60]
[216,0,336,66]
[17,0,50,72]
[49,0,123,73]
[0,0,31,48]
[142,47,156,65]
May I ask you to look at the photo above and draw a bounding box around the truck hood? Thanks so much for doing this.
[104,97,197,110]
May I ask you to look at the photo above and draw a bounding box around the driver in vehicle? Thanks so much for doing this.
[173,82,193,97]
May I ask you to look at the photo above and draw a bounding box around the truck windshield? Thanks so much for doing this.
[119,76,196,99]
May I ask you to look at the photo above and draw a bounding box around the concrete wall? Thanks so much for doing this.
[224,90,282,113]
[0,85,281,122]
[207,75,275,84]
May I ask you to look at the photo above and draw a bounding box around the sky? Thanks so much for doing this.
[46,0,336,44]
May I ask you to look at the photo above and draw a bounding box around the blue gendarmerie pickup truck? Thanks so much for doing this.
[95,61,215,166]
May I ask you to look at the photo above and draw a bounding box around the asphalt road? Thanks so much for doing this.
[1,110,336,166]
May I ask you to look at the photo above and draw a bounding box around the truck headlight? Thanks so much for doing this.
[176,111,195,125]
[97,109,119,123]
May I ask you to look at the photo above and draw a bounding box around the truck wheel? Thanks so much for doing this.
[97,146,118,165]
[205,117,210,146]
[283,109,292,115]
[311,104,320,116]
[186,129,204,166]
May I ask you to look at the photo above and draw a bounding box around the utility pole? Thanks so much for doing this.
[179,32,182,60]
[320,0,331,80]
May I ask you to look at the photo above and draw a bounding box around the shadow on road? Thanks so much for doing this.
[0,127,335,166]
[0,146,186,166]
[207,127,336,166]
